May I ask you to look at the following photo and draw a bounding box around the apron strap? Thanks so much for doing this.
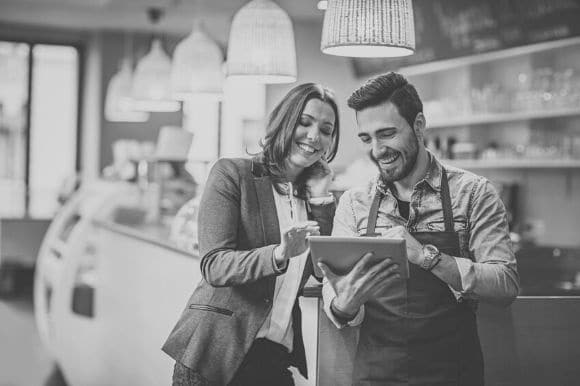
[366,190,383,237]
[440,169,454,232]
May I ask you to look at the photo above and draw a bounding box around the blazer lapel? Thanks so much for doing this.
[252,158,281,246]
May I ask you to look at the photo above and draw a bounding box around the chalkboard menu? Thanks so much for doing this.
[352,0,580,77]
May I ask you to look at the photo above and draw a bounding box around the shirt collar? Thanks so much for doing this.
[422,150,443,192]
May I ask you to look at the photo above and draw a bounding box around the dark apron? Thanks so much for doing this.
[354,170,484,386]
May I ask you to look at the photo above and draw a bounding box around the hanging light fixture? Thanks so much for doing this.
[171,20,224,100]
[132,8,181,112]
[226,0,297,84]
[321,0,416,58]
[105,59,150,122]
[105,34,150,122]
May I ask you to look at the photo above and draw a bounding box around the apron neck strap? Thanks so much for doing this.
[366,168,454,235]
[366,189,383,237]
[440,169,454,232]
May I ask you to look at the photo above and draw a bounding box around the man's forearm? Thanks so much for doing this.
[455,257,520,304]
[430,253,520,304]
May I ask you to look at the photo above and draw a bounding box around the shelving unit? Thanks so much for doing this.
[400,36,580,77]
[444,159,580,170]
[429,107,580,129]
[401,35,580,172]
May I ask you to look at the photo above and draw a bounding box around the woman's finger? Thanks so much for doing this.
[297,220,319,228]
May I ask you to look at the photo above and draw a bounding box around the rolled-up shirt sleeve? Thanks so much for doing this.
[455,178,520,305]
[321,191,365,328]
[322,277,365,328]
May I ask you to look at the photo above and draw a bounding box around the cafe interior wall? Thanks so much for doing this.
[266,21,580,248]
[3,20,578,248]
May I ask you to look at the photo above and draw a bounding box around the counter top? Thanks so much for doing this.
[92,219,197,258]
[92,216,580,297]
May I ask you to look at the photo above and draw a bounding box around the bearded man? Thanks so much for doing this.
[318,72,519,386]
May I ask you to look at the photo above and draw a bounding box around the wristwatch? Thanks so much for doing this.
[420,244,442,271]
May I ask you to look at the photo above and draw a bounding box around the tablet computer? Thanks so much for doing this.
[309,236,409,279]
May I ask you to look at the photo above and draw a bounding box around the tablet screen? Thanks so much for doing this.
[309,236,409,278]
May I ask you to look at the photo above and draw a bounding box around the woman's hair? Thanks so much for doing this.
[260,83,340,196]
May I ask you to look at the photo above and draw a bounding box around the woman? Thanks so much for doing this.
[162,83,340,386]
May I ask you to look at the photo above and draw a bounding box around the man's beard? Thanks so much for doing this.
[369,135,419,183]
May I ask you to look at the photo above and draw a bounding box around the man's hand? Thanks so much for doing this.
[381,225,423,266]
[274,221,320,266]
[318,252,400,316]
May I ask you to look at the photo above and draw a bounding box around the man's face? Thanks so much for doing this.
[356,101,419,182]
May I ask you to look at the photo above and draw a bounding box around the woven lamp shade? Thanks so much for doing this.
[227,0,297,84]
[171,22,224,100]
[105,59,150,122]
[132,39,181,112]
[321,0,415,58]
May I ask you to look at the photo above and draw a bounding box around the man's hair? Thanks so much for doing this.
[347,72,423,128]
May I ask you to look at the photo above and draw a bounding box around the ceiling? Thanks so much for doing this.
[0,0,325,42]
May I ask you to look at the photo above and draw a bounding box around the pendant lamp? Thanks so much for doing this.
[171,21,224,100]
[132,38,181,112]
[105,58,150,122]
[321,0,415,58]
[226,0,297,84]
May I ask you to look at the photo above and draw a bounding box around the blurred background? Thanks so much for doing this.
[1,1,580,385]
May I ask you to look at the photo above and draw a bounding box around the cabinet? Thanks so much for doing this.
[400,36,580,170]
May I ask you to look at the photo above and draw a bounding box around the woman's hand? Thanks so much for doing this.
[305,160,334,198]
[274,221,320,265]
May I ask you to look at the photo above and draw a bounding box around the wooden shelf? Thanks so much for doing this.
[400,36,580,76]
[428,107,580,129]
[444,159,580,169]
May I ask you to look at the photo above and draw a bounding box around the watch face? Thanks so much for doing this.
[424,244,438,258]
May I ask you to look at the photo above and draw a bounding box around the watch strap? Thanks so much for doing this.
[427,254,442,271]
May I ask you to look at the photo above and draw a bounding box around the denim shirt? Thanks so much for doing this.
[332,152,520,306]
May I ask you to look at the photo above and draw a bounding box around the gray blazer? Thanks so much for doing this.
[162,157,335,385]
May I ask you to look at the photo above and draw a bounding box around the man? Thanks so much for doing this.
[318,72,519,385]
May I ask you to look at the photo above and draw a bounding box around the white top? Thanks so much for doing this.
[255,183,309,351]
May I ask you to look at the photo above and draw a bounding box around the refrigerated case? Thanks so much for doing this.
[32,179,319,386]
[34,181,128,360]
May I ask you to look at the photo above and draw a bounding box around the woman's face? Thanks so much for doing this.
[286,98,336,174]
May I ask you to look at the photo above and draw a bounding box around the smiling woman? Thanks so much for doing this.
[162,83,341,386]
